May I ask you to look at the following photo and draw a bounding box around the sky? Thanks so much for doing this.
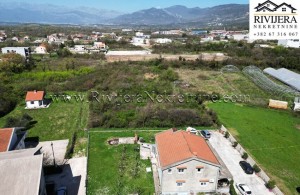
[3,0,249,12]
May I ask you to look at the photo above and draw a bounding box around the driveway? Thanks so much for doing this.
[46,157,87,195]
[37,140,69,165]
[209,131,274,195]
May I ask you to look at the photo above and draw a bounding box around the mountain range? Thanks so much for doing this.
[0,2,249,26]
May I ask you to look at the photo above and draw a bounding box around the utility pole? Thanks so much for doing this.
[51,142,56,166]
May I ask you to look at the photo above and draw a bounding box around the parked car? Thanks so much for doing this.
[187,127,198,134]
[239,161,254,174]
[200,130,211,139]
[236,183,252,195]
[56,186,67,195]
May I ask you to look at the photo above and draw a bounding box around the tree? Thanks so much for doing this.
[57,48,72,57]
[0,82,17,117]
[0,53,26,73]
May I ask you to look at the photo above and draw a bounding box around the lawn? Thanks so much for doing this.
[0,92,89,156]
[209,103,300,195]
[87,131,156,195]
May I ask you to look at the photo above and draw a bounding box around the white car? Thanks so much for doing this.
[236,183,252,195]
[186,127,198,134]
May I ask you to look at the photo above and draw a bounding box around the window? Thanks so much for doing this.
[31,101,34,104]
[177,182,184,187]
[178,169,185,173]
[267,4,270,7]
[168,169,172,174]
[200,182,207,186]
[282,8,286,12]
[196,166,204,173]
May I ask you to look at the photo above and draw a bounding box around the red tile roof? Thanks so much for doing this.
[0,128,13,152]
[156,129,220,168]
[25,91,44,101]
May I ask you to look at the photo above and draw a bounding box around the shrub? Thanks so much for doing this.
[4,114,34,129]
[266,180,276,189]
[232,141,238,148]
[229,180,238,195]
[65,132,77,159]
[225,131,230,138]
[242,152,248,160]
[253,164,261,173]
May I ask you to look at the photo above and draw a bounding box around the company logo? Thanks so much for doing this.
[254,1,296,13]
[249,0,299,40]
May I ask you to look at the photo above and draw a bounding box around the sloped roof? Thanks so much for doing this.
[0,128,13,152]
[25,91,44,101]
[254,0,278,9]
[263,68,300,91]
[276,3,297,10]
[155,129,220,168]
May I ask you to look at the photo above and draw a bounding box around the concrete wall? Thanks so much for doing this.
[221,125,284,195]
[161,159,219,195]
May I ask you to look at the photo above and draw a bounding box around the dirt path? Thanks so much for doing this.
[106,53,228,62]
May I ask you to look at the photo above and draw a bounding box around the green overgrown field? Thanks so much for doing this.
[0,92,89,156]
[88,131,156,195]
[209,103,300,195]
[176,69,270,100]
[89,126,215,132]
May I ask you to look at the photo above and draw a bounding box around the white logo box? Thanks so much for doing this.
[249,0,300,40]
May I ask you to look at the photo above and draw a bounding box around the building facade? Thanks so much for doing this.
[155,129,221,195]
[1,47,31,58]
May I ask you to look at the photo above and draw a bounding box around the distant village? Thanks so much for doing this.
[0,28,299,58]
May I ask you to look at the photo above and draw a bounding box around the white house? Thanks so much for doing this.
[11,37,19,42]
[278,39,300,48]
[132,32,151,46]
[25,91,49,109]
[132,37,150,46]
[23,36,30,41]
[154,38,172,44]
[1,47,31,58]
[154,129,221,194]
[94,42,105,49]
[201,36,214,43]
[74,45,85,51]
[34,45,47,54]
[0,128,27,152]
[135,32,144,37]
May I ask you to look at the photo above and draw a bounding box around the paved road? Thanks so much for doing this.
[209,132,274,195]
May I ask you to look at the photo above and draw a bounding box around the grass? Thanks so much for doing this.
[0,92,89,156]
[209,102,300,195]
[87,131,156,195]
[175,69,269,99]
[89,126,216,132]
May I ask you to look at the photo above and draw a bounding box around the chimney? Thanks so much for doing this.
[172,128,178,132]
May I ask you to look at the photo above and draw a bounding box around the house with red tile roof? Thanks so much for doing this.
[155,129,221,194]
[25,90,49,109]
[0,128,27,152]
